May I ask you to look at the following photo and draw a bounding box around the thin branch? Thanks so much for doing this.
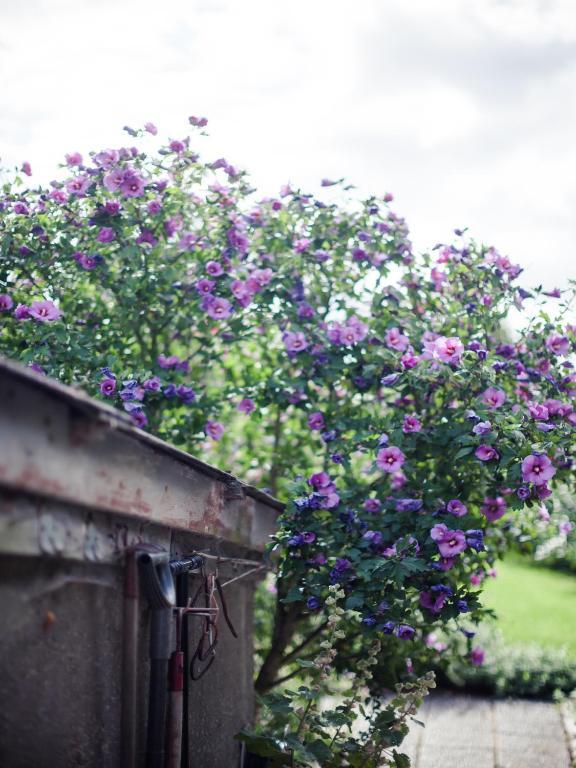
[280,620,329,665]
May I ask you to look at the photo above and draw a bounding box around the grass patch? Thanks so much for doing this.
[483,554,576,656]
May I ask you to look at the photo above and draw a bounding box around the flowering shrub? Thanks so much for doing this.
[1,118,575,764]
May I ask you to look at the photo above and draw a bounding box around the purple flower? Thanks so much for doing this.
[130,409,148,429]
[381,373,401,386]
[307,596,321,610]
[100,378,117,397]
[521,453,556,486]
[157,354,181,369]
[481,496,507,522]
[465,529,485,552]
[297,302,315,319]
[294,237,310,253]
[430,523,467,557]
[307,412,325,431]
[529,403,549,421]
[73,252,95,270]
[28,300,62,323]
[385,327,409,352]
[13,202,29,215]
[195,279,215,295]
[517,485,531,501]
[283,331,308,354]
[137,229,157,246]
[473,421,492,435]
[0,294,14,312]
[363,498,382,513]
[363,530,383,545]
[189,115,208,128]
[446,499,467,517]
[65,152,83,166]
[65,175,91,196]
[142,376,161,392]
[470,647,485,666]
[395,498,423,513]
[147,199,162,215]
[237,398,256,414]
[422,335,464,365]
[481,387,506,408]
[176,385,196,404]
[144,122,158,135]
[206,261,224,277]
[205,420,225,441]
[475,444,499,462]
[302,531,317,544]
[97,227,115,243]
[205,297,232,320]
[546,334,570,356]
[376,446,406,473]
[420,590,448,614]
[396,624,416,641]
[402,415,422,433]
[120,170,146,198]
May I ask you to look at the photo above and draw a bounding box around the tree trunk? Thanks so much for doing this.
[255,598,302,694]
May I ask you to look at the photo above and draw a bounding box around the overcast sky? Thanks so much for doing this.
[1,0,575,294]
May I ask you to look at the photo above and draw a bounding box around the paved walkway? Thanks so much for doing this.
[401,691,573,768]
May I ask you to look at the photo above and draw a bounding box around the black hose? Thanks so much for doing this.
[146,607,172,768]
[176,572,190,768]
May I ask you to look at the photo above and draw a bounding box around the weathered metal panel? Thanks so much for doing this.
[0,357,280,768]
[0,357,280,551]
[0,550,257,768]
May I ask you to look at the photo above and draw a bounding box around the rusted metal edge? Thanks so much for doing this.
[0,356,284,512]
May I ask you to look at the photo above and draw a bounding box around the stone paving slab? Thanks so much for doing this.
[401,691,573,768]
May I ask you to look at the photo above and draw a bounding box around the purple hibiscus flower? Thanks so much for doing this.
[205,297,232,320]
[283,331,308,354]
[396,624,416,641]
[28,300,62,322]
[521,453,556,486]
[446,499,467,517]
[176,385,196,404]
[307,412,325,431]
[376,446,406,473]
[100,378,117,397]
[420,590,448,614]
[205,261,224,277]
[205,420,225,441]
[402,414,422,433]
[430,523,467,557]
[237,398,256,414]
[481,496,507,522]
[481,387,506,408]
[475,444,499,462]
[470,647,485,666]
[97,227,115,243]
[0,294,14,312]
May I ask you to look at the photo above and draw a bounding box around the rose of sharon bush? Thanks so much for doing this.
[1,117,575,766]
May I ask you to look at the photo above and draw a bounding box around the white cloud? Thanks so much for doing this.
[0,0,575,297]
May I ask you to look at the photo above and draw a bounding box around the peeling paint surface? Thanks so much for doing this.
[0,358,279,551]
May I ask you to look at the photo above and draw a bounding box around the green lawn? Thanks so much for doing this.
[482,555,576,656]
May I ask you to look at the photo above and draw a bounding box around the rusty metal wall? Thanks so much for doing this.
[0,359,279,768]
[0,502,259,768]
